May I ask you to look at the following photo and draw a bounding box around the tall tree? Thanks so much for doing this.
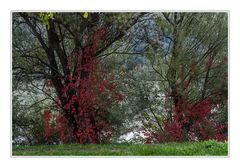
[12,12,146,143]
[141,12,228,142]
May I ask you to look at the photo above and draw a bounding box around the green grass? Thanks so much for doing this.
[12,140,228,156]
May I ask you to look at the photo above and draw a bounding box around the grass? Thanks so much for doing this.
[12,140,228,156]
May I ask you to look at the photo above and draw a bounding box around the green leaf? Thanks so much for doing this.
[39,12,54,29]
[83,12,89,19]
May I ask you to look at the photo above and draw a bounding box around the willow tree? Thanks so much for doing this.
[142,12,228,142]
[12,12,146,143]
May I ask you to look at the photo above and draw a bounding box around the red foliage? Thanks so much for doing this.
[43,110,54,138]
[43,109,70,143]
[144,97,227,143]
[44,27,124,144]
[164,122,184,141]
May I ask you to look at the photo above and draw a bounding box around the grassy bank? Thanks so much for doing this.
[12,140,227,156]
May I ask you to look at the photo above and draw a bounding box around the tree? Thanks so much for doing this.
[12,12,145,144]
[141,12,228,142]
[12,12,228,144]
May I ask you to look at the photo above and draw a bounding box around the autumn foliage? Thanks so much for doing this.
[43,27,124,144]
[43,109,70,143]
[144,96,227,143]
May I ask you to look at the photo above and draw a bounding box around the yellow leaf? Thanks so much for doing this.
[83,12,88,19]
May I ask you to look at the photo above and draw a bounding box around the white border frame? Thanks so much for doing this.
[1,1,240,168]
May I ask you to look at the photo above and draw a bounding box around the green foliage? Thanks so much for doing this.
[12,80,54,145]
[39,12,54,29]
[83,12,88,18]
[12,140,227,156]
[12,12,228,145]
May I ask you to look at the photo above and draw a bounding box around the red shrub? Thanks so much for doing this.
[144,97,227,143]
